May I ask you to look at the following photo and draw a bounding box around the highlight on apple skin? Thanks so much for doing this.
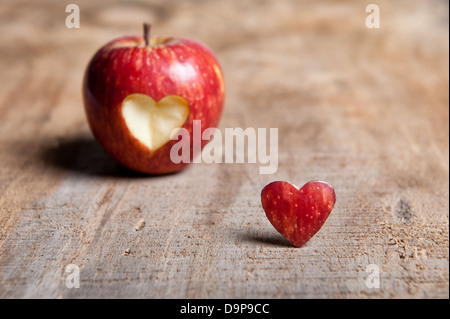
[83,24,225,175]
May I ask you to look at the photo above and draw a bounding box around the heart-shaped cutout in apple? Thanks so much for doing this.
[122,93,190,150]
[261,181,336,247]
[83,24,225,174]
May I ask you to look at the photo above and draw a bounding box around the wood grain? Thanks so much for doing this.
[0,0,448,298]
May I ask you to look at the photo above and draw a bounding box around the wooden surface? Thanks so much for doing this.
[0,0,448,299]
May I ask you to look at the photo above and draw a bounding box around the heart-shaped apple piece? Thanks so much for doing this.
[261,181,336,247]
[122,93,190,150]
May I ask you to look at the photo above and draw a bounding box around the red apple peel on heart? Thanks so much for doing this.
[261,181,336,247]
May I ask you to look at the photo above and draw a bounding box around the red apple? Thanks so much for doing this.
[261,181,336,247]
[83,24,225,174]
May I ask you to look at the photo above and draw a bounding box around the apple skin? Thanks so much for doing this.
[83,35,225,174]
[261,181,336,247]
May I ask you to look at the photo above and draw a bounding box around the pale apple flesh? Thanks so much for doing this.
[121,93,190,150]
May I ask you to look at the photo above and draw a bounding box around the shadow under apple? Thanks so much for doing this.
[240,232,296,248]
[40,134,151,178]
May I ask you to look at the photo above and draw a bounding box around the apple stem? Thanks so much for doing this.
[143,23,151,46]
